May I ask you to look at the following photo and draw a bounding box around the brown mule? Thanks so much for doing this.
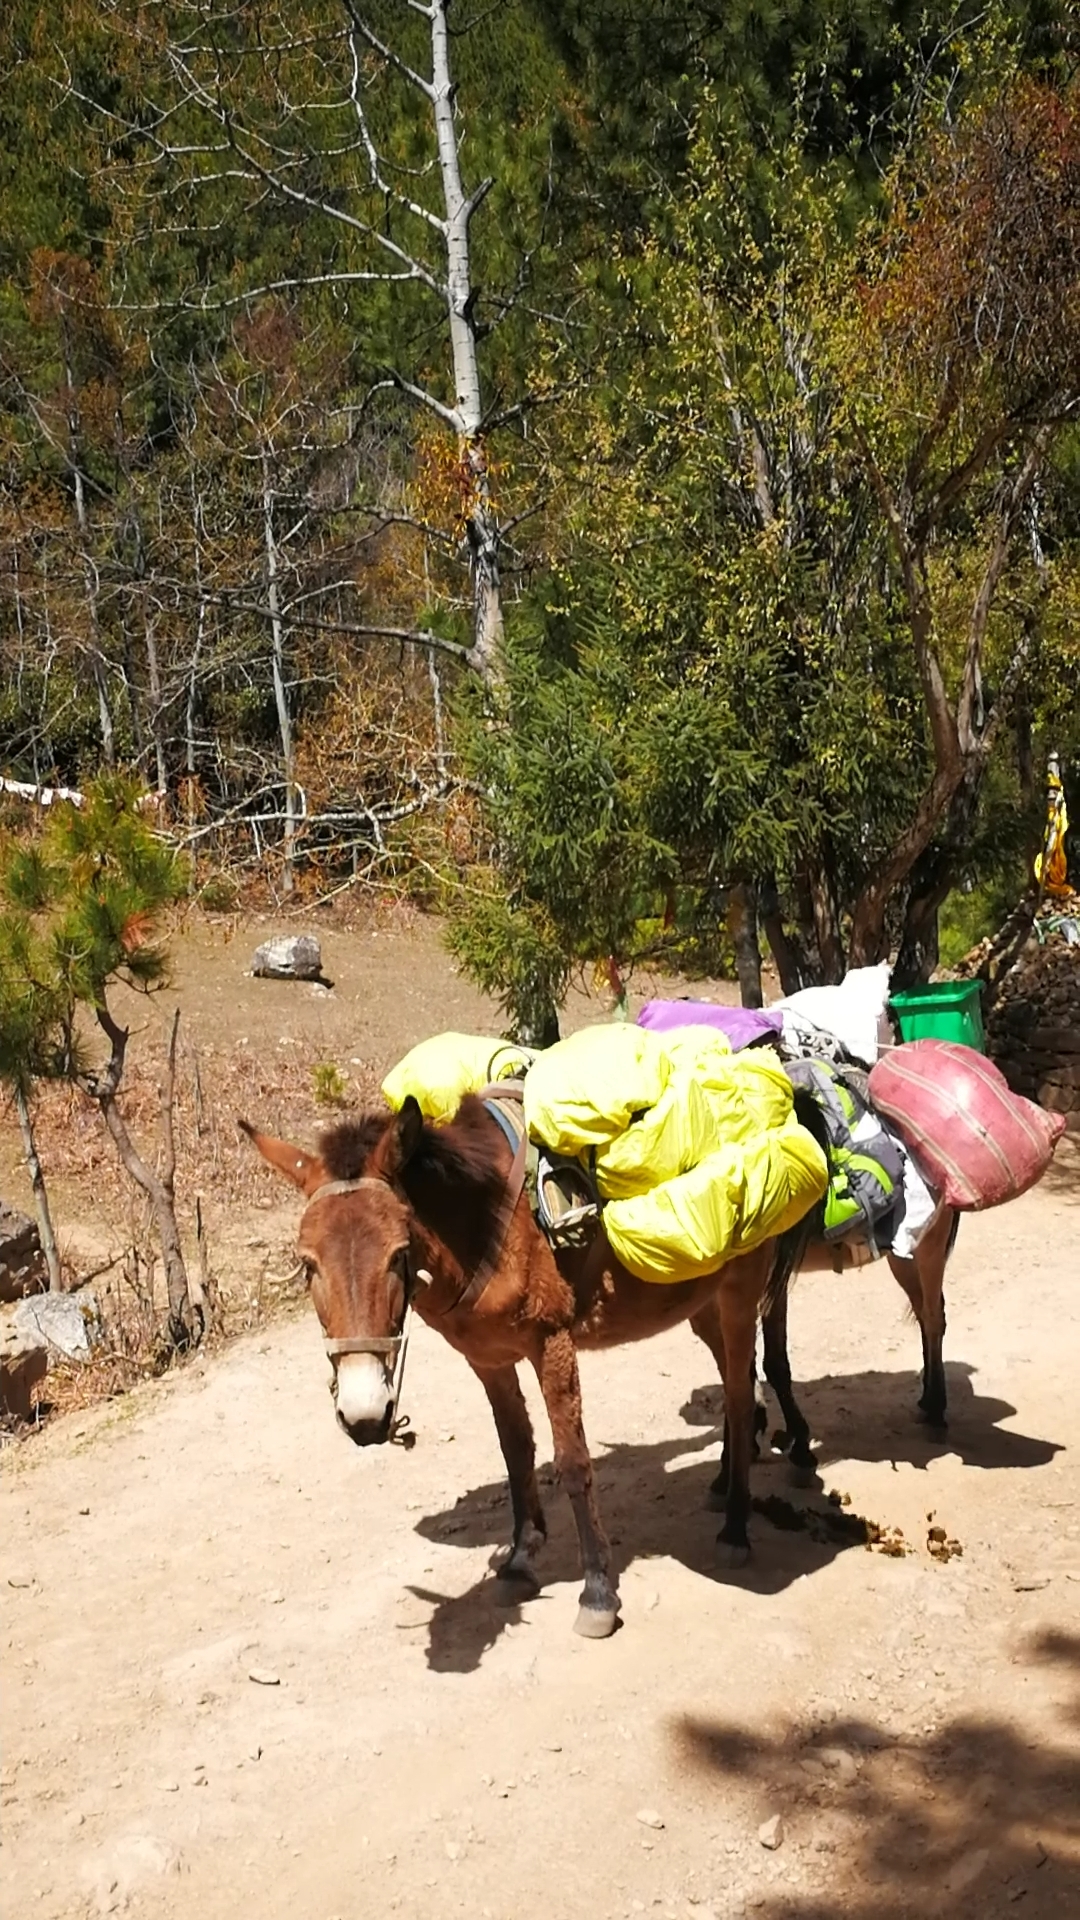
[241,1093,798,1638]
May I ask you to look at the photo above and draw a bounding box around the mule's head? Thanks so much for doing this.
[239,1101,425,1446]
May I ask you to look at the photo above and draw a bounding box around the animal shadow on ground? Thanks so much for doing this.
[410,1430,897,1676]
[674,1629,1080,1919]
[680,1361,1064,1477]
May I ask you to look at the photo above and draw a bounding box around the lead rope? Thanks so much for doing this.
[389,1303,414,1442]
[390,1261,433,1443]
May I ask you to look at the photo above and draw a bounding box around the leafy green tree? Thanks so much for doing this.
[447,598,670,1038]
[492,62,1080,1009]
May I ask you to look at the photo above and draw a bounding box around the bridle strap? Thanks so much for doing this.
[326,1306,415,1443]
[324,1335,401,1357]
[306,1176,387,1205]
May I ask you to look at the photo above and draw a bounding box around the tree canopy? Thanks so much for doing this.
[0,1,1077,1014]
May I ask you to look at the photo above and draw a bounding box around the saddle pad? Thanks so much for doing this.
[868,1039,1065,1211]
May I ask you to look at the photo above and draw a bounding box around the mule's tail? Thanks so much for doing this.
[763,1087,832,1317]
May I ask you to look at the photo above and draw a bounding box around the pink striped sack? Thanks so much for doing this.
[868,1039,1066,1211]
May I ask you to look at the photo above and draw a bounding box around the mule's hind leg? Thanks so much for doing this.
[913,1206,953,1427]
[712,1267,765,1568]
[886,1254,931,1410]
[888,1205,953,1429]
[534,1329,619,1638]
[473,1362,547,1595]
[690,1301,764,1510]
[761,1283,816,1483]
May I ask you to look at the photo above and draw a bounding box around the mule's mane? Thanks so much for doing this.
[320,1095,508,1199]
[319,1112,390,1180]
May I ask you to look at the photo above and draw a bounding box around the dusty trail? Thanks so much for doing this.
[4,1157,1080,1920]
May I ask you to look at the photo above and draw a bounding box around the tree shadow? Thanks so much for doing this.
[674,1629,1080,1918]
[408,1430,916,1675]
[680,1361,1064,1475]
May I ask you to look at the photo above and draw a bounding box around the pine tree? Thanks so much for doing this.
[0,778,202,1346]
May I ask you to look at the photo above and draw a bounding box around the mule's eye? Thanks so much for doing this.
[301,1256,317,1288]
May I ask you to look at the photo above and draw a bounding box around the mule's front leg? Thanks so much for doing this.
[472,1362,547,1595]
[535,1330,619,1638]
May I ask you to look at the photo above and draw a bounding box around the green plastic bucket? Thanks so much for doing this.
[889,978,985,1052]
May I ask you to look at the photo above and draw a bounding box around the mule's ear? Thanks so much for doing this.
[398,1095,425,1164]
[376,1096,425,1180]
[238,1117,327,1195]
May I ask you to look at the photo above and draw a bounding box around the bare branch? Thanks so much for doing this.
[386,367,463,431]
[341,0,434,98]
[149,576,473,664]
[464,176,495,223]
[345,25,447,236]
[956,427,1052,751]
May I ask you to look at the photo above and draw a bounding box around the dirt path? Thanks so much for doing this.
[4,1144,1080,1920]
[2,911,1079,1918]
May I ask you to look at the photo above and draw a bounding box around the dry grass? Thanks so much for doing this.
[28,1032,384,1217]
[8,1033,387,1439]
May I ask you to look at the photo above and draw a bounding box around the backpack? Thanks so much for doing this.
[784,1058,904,1253]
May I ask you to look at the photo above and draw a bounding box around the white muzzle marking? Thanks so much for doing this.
[334,1352,393,1429]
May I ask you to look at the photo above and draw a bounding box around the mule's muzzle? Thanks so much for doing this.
[337,1404,393,1447]
[330,1349,395,1444]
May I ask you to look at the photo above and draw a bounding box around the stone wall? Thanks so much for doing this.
[985,937,1080,1127]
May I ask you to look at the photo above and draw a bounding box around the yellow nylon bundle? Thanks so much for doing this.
[594,1066,716,1199]
[694,1046,795,1141]
[382,1032,534,1124]
[522,1023,671,1154]
[382,1020,828,1285]
[604,1116,828,1283]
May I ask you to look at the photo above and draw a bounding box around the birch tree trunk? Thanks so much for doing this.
[186,469,208,791]
[261,445,298,892]
[63,334,115,766]
[429,0,503,687]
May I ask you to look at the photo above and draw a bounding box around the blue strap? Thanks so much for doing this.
[484,1097,524,1156]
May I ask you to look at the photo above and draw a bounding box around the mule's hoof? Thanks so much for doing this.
[788,1459,818,1489]
[574,1603,620,1639]
[918,1406,948,1433]
[714,1536,749,1566]
[493,1569,539,1606]
[716,1538,751,1570]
